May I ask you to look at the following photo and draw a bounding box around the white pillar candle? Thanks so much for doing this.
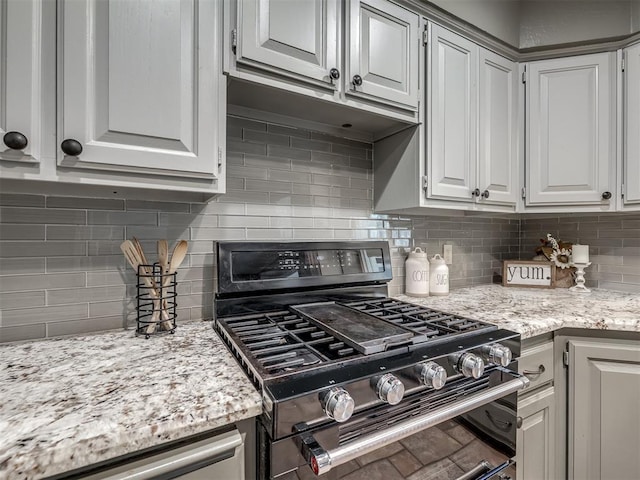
[572,244,589,264]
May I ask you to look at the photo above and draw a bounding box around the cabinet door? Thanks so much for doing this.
[59,0,222,177]
[478,49,518,205]
[623,42,640,205]
[237,0,339,88]
[347,0,419,109]
[429,24,477,201]
[516,387,556,480]
[0,0,43,164]
[526,53,616,206]
[568,339,640,479]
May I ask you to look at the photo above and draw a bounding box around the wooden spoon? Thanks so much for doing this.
[120,240,160,333]
[167,240,188,278]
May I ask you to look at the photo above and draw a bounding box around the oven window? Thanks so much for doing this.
[231,248,385,282]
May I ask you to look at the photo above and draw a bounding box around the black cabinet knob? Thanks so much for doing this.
[471,188,480,197]
[601,191,612,200]
[481,190,490,199]
[3,131,28,150]
[352,75,363,86]
[61,139,83,156]
[329,68,340,80]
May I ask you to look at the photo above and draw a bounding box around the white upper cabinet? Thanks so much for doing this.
[59,0,223,179]
[229,0,422,120]
[236,0,339,87]
[525,53,616,208]
[0,0,44,165]
[347,0,419,109]
[478,48,518,205]
[428,24,517,206]
[623,42,640,206]
[428,24,477,201]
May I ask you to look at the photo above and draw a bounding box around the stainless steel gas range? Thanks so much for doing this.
[213,241,529,480]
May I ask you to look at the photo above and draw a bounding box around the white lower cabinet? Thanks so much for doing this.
[516,338,556,480]
[83,420,255,480]
[516,387,556,480]
[566,338,640,479]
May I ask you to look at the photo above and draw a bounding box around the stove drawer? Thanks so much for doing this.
[519,341,553,393]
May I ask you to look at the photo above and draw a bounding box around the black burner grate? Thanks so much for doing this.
[217,298,497,380]
[220,310,358,376]
[344,299,495,343]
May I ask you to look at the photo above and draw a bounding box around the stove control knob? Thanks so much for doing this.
[453,353,485,379]
[482,343,513,367]
[416,362,447,390]
[320,387,355,423]
[375,373,405,405]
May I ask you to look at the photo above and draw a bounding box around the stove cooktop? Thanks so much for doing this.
[215,298,497,384]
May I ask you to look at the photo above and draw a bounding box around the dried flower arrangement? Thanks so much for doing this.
[534,234,576,287]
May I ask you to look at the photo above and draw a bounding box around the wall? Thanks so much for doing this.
[520,214,640,293]
[519,0,635,48]
[0,116,520,343]
[428,0,638,48]
[428,0,521,46]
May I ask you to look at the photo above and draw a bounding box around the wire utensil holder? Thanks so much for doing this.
[136,263,177,338]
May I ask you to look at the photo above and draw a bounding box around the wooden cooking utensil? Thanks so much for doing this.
[157,239,172,331]
[120,240,160,334]
[166,240,188,278]
[158,239,169,273]
[156,240,188,330]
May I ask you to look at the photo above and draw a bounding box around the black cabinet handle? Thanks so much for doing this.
[3,131,28,150]
[61,139,83,156]
[481,190,490,199]
[352,75,363,86]
[601,191,612,200]
[329,68,340,80]
[471,188,480,197]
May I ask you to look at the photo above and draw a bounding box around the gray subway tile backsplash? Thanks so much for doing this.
[1,115,638,343]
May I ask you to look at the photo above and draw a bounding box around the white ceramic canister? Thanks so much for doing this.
[405,247,429,297]
[429,254,449,296]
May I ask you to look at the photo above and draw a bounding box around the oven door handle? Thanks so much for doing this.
[300,371,530,476]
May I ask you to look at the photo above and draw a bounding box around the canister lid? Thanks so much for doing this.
[430,253,446,264]
[408,247,428,258]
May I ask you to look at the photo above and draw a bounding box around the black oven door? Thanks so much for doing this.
[263,369,528,480]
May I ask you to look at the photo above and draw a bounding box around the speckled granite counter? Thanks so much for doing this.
[0,322,262,480]
[396,284,640,339]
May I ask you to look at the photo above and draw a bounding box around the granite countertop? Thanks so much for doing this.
[2,286,638,480]
[396,284,640,339]
[0,322,262,480]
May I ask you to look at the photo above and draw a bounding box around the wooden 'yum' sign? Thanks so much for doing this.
[502,261,556,288]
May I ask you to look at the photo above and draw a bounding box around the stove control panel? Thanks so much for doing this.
[481,343,513,367]
[451,352,485,379]
[320,387,354,423]
[374,373,405,405]
[415,362,447,390]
